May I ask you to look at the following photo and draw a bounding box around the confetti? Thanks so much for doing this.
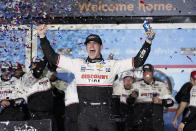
[58,35,62,39]
[77,42,83,45]
[186,56,192,62]
[140,0,145,4]
[4,49,8,52]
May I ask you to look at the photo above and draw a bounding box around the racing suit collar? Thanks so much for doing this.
[143,78,155,85]
[86,54,104,63]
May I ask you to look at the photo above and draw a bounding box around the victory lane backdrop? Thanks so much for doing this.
[37,24,196,92]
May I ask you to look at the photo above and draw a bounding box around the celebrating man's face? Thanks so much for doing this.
[86,41,103,59]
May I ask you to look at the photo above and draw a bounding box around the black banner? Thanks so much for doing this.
[64,0,196,17]
[0,119,51,131]
[0,0,196,18]
[0,0,196,24]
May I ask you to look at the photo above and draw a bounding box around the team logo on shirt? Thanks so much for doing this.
[97,64,103,68]
[0,89,13,99]
[81,66,94,72]
[81,74,108,83]
[0,90,12,94]
[97,64,104,71]
[106,68,110,72]
[39,79,49,86]
[81,74,108,79]
[81,66,86,72]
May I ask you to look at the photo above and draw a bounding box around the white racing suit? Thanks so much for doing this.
[113,69,143,104]
[112,73,131,118]
[40,36,152,131]
[21,70,53,102]
[20,69,58,131]
[0,77,28,121]
[58,55,136,131]
[126,79,174,131]
[119,69,143,104]
[20,70,53,112]
[115,70,142,129]
[181,85,196,131]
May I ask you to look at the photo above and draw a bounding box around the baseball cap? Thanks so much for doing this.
[84,34,102,45]
[31,56,43,63]
[29,56,43,68]
[143,64,154,72]
[191,71,196,80]
[121,71,134,79]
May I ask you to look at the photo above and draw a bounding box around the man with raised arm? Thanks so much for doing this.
[37,24,155,131]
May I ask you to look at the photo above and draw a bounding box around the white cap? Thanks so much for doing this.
[121,71,134,79]
[31,56,43,63]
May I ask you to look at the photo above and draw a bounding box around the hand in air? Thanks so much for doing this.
[37,24,47,38]
[145,27,155,44]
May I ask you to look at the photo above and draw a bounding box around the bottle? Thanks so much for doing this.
[143,20,155,40]
[143,20,151,32]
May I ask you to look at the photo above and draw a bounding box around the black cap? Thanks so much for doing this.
[84,34,102,45]
[143,64,154,72]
